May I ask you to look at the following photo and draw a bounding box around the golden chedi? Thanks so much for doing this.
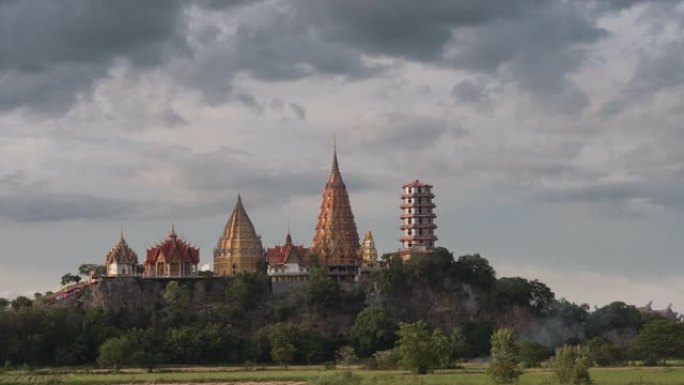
[214,194,264,275]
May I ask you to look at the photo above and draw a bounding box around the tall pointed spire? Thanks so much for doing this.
[214,194,264,276]
[312,142,360,267]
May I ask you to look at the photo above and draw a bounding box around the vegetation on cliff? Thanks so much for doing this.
[0,248,681,369]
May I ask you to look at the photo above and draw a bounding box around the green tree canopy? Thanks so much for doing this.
[586,301,641,338]
[350,306,395,357]
[395,321,450,374]
[629,319,684,365]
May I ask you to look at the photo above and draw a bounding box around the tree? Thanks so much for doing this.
[10,296,32,310]
[453,254,496,289]
[350,306,395,357]
[586,337,624,366]
[97,337,132,371]
[0,298,8,311]
[395,321,450,374]
[629,319,684,365]
[549,345,592,385]
[496,278,555,314]
[267,323,298,366]
[518,340,551,368]
[586,302,641,338]
[60,273,81,286]
[163,281,191,324]
[78,264,106,277]
[487,328,522,384]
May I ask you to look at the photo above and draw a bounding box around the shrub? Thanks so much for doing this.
[549,345,592,384]
[487,328,522,384]
[365,349,400,370]
[335,345,358,366]
[518,340,552,368]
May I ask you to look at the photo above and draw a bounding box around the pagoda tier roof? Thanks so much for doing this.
[400,203,436,209]
[403,180,433,188]
[400,223,438,230]
[400,235,439,242]
[400,213,437,219]
[146,226,200,265]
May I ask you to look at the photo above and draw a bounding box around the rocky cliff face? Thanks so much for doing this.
[85,277,232,309]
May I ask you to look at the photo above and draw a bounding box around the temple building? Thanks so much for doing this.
[266,231,311,283]
[638,301,680,321]
[311,145,360,280]
[399,180,437,260]
[214,194,265,276]
[359,230,379,268]
[104,232,139,277]
[144,226,200,277]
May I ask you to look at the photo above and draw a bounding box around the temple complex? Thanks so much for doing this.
[311,146,360,280]
[266,231,311,283]
[638,301,680,321]
[359,230,379,268]
[104,233,139,277]
[144,226,200,277]
[399,180,437,260]
[214,194,265,276]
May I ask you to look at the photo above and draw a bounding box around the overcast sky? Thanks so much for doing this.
[1,0,683,311]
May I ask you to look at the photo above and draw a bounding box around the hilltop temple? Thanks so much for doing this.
[214,195,265,276]
[104,233,139,277]
[311,145,361,280]
[399,180,437,259]
[144,226,200,277]
[266,231,311,283]
[360,230,379,268]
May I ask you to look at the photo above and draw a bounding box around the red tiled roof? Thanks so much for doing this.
[267,234,310,267]
[145,229,200,265]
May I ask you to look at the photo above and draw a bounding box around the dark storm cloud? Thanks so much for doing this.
[0,0,669,114]
[0,192,140,222]
[0,0,188,112]
[0,142,377,222]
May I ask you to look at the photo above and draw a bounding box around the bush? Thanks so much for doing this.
[518,340,552,368]
[549,345,592,384]
[97,337,132,371]
[587,337,624,366]
[365,349,400,370]
[335,345,357,366]
[487,328,522,384]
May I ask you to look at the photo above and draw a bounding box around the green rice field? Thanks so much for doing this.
[2,366,684,385]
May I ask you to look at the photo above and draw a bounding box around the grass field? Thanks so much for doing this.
[2,366,684,385]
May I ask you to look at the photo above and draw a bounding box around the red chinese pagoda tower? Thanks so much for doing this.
[400,180,437,259]
[311,144,360,279]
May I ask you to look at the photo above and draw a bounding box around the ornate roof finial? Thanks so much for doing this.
[170,223,176,237]
[120,225,124,241]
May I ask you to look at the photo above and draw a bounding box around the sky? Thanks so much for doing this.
[1,0,684,311]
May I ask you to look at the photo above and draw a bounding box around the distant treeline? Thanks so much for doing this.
[0,248,682,369]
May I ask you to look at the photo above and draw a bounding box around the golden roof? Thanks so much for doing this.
[215,194,264,259]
